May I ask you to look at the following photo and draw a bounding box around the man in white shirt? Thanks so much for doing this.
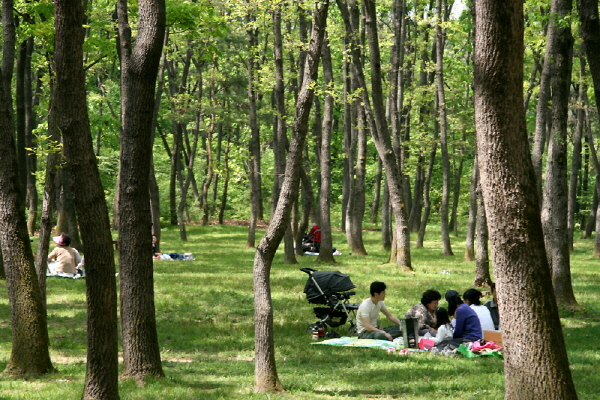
[356,281,402,340]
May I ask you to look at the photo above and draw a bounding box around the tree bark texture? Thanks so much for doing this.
[246,14,263,247]
[316,37,336,263]
[0,0,53,378]
[473,1,578,399]
[540,0,578,309]
[464,157,478,261]
[116,0,166,381]
[254,3,328,392]
[473,183,491,287]
[436,0,453,256]
[54,0,121,397]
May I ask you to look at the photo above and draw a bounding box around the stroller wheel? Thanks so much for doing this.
[307,322,321,334]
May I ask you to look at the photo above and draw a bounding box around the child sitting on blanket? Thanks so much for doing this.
[433,307,454,344]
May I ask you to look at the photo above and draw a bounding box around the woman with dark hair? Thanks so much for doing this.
[433,307,454,343]
[404,289,442,335]
[446,290,482,341]
[463,288,495,332]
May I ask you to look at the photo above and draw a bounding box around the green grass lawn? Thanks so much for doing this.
[0,225,599,399]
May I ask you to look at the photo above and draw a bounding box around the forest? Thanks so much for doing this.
[0,0,598,398]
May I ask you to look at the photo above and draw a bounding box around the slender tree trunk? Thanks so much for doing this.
[473,182,491,287]
[316,37,336,263]
[436,0,453,255]
[532,8,552,204]
[246,13,262,247]
[370,158,382,224]
[474,2,578,398]
[254,4,328,392]
[540,0,579,309]
[464,157,478,261]
[568,55,585,252]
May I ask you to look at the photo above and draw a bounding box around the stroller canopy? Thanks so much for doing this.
[304,270,356,303]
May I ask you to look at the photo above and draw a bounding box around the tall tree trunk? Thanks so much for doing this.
[54,0,120,396]
[464,157,478,261]
[436,0,453,256]
[568,55,586,252]
[532,7,552,204]
[473,182,491,287]
[579,0,600,255]
[271,6,296,265]
[345,105,368,255]
[254,3,328,392]
[540,0,579,309]
[316,37,336,263]
[116,0,166,381]
[218,124,232,225]
[0,0,53,377]
[473,1,577,398]
[246,13,262,248]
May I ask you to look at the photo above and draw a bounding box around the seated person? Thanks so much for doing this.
[447,291,482,342]
[356,281,402,341]
[404,289,441,336]
[47,233,82,277]
[433,307,454,344]
[303,225,322,253]
[463,288,495,332]
[483,282,500,330]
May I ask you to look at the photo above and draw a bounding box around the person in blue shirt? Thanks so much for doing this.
[447,291,482,341]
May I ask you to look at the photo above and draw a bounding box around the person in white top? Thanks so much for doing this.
[356,281,402,341]
[433,307,454,343]
[463,288,495,332]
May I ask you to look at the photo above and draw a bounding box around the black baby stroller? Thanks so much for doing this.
[300,267,359,336]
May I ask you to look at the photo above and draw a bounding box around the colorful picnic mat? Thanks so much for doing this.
[311,337,401,349]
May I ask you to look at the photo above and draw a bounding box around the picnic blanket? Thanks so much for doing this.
[456,343,503,359]
[311,337,401,350]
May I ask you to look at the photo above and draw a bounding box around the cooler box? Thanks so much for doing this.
[483,330,503,347]
[400,318,420,348]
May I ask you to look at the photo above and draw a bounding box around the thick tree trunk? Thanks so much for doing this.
[54,0,120,396]
[464,157,478,261]
[473,2,578,399]
[254,3,328,392]
[0,2,52,377]
[116,0,166,382]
